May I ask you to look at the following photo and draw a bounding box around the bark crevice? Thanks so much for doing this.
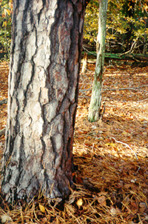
[2,0,86,202]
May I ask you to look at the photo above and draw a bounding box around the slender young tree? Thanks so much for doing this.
[88,0,108,122]
[1,0,88,203]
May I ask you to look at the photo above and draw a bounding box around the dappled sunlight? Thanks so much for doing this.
[105,101,148,121]
[73,63,148,222]
[134,72,148,77]
[75,63,148,160]
[0,61,148,223]
[0,62,8,100]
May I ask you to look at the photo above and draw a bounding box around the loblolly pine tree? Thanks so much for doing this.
[1,0,89,203]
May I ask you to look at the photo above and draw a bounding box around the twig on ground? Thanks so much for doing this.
[111,136,138,160]
[79,88,91,92]
[0,99,7,105]
[103,87,138,92]
[137,98,148,102]
[103,85,148,93]
[79,85,148,94]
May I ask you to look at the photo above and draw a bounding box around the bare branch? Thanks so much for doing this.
[111,136,138,160]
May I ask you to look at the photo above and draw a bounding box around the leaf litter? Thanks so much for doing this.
[0,61,148,223]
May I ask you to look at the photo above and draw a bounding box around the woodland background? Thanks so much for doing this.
[0,0,148,223]
[0,0,148,57]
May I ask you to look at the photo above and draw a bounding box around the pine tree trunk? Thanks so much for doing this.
[2,0,85,203]
[88,0,108,122]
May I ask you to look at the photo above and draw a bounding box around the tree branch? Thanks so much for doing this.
[111,137,138,160]
[79,85,148,94]
[102,85,148,93]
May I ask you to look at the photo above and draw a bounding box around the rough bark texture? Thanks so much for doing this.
[88,0,108,122]
[2,0,86,202]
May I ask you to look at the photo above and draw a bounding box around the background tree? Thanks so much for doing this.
[0,0,12,57]
[84,0,148,54]
[1,0,147,59]
[1,0,87,203]
[83,0,99,49]
[88,0,108,122]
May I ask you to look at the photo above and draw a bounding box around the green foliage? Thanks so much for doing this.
[0,0,147,56]
[84,0,99,46]
[84,0,148,53]
[0,0,12,56]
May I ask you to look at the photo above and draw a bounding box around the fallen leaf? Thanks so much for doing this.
[39,204,45,213]
[97,195,106,206]
[76,198,83,208]
[1,214,12,223]
[110,206,121,216]
[98,191,108,196]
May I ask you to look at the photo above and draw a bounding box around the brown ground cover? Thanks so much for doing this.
[0,61,148,223]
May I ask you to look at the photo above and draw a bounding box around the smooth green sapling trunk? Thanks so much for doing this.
[88,0,108,122]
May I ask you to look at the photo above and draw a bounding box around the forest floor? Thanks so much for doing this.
[0,61,148,223]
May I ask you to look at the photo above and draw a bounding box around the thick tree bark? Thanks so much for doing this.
[88,0,108,122]
[2,0,86,202]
